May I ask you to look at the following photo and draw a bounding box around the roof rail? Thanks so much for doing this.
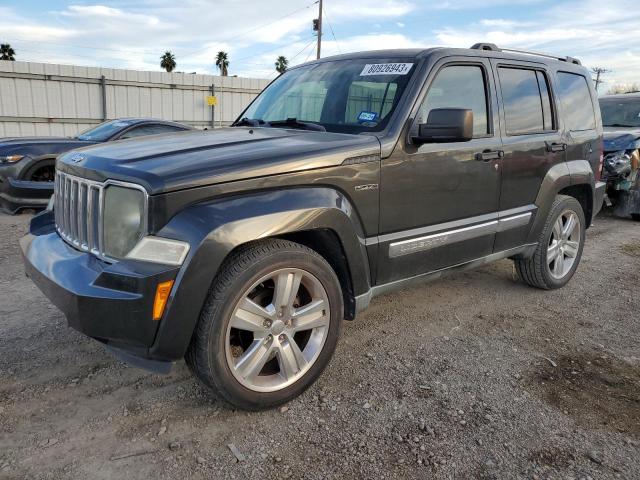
[469,43,582,65]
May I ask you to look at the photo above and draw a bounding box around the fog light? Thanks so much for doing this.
[153,280,174,321]
[126,236,190,265]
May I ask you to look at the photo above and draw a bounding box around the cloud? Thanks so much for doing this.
[2,0,638,88]
[433,0,640,89]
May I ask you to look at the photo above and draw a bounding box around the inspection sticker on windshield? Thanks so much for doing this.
[358,111,378,122]
[360,63,413,76]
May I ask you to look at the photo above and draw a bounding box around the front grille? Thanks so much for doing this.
[54,171,104,256]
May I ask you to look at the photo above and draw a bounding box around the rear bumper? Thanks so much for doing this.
[21,212,179,365]
[0,176,52,213]
[593,181,606,219]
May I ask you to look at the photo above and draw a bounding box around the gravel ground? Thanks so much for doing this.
[1,210,639,480]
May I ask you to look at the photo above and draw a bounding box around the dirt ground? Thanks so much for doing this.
[1,210,639,480]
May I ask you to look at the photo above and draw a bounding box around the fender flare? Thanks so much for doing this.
[149,187,371,360]
[527,160,595,244]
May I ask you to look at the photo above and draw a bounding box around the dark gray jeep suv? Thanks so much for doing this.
[21,44,605,410]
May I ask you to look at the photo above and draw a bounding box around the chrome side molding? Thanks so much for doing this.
[388,211,532,258]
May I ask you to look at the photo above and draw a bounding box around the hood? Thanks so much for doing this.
[57,127,381,194]
[0,136,95,157]
[603,127,640,152]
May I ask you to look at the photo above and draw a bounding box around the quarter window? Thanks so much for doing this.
[557,72,596,131]
[417,65,489,137]
[498,67,554,135]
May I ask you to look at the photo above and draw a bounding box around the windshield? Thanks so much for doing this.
[237,59,417,134]
[599,98,640,128]
[76,119,135,141]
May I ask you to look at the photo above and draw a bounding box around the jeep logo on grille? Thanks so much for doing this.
[69,153,85,163]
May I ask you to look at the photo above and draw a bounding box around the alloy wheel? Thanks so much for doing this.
[225,267,330,392]
[547,209,581,280]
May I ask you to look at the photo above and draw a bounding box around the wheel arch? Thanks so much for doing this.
[21,156,57,181]
[148,187,371,360]
[527,160,595,244]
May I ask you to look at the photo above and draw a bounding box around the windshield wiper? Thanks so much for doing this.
[605,123,637,128]
[233,117,266,127]
[267,118,326,132]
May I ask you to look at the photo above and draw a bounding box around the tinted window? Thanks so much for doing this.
[76,119,136,141]
[557,72,596,131]
[599,97,640,128]
[499,68,550,135]
[417,65,488,137]
[119,124,185,139]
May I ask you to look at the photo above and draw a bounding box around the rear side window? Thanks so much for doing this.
[557,72,596,131]
[417,65,489,137]
[498,67,554,135]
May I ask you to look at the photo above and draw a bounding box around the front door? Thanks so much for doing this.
[377,58,503,285]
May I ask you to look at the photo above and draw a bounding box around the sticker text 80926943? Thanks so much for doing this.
[359,63,413,76]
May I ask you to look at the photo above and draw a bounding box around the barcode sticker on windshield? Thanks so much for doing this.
[360,63,413,76]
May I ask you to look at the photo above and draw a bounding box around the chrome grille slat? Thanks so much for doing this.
[54,171,105,257]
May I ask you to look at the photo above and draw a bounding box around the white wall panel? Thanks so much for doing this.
[0,60,269,137]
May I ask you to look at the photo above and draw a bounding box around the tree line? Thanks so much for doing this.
[1,43,289,76]
[160,50,288,76]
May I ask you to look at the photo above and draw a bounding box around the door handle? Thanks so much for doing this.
[546,142,567,153]
[475,150,504,162]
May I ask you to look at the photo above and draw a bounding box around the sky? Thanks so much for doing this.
[1,0,639,92]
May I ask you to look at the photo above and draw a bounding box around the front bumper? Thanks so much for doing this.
[0,176,53,213]
[21,212,180,366]
[0,161,53,213]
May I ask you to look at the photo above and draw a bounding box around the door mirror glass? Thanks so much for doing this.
[412,108,473,144]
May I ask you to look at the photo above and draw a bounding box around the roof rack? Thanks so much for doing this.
[469,43,581,65]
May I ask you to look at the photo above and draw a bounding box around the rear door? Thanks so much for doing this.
[491,60,563,251]
[377,57,503,285]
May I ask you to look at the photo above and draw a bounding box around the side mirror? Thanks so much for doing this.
[412,108,474,144]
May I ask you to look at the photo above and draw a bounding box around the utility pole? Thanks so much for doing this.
[316,0,323,59]
[591,67,610,93]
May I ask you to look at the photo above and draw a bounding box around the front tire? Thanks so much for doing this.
[185,239,343,410]
[515,195,586,290]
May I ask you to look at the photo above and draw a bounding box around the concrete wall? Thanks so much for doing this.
[0,60,270,137]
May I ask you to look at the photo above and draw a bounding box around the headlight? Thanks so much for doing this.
[103,185,146,258]
[0,155,25,163]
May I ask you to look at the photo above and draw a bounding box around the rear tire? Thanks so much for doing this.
[632,214,640,221]
[185,239,343,411]
[515,195,585,290]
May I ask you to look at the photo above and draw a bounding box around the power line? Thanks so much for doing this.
[303,42,316,63]
[180,1,319,58]
[323,5,341,54]
[289,39,317,63]
[6,1,319,61]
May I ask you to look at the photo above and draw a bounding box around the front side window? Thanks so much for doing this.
[416,65,489,137]
[499,67,553,135]
[238,59,416,134]
[557,72,596,131]
[119,124,185,139]
[76,119,136,141]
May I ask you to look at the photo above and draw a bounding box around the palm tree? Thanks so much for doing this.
[0,44,16,61]
[160,51,176,72]
[275,55,288,74]
[215,51,229,76]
